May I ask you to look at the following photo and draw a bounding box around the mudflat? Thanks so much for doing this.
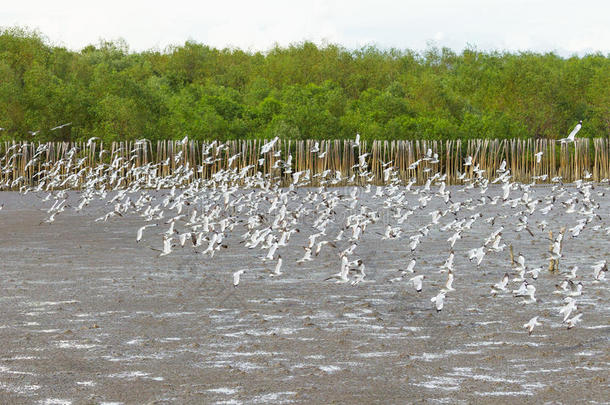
[0,189,608,404]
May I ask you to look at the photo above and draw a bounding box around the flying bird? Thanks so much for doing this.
[523,316,542,335]
[409,275,425,293]
[233,269,247,287]
[431,291,446,312]
[559,120,582,144]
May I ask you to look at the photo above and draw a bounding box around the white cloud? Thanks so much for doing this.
[1,0,609,56]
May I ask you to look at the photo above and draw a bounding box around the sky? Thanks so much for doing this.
[2,0,609,56]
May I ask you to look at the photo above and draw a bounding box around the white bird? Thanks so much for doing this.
[442,270,455,292]
[467,246,485,266]
[86,136,100,148]
[409,275,424,293]
[51,122,72,131]
[447,231,462,247]
[136,224,157,243]
[325,257,349,283]
[592,260,607,281]
[440,251,454,272]
[497,160,507,173]
[513,282,536,303]
[404,258,417,273]
[565,265,579,279]
[350,260,366,285]
[491,273,510,295]
[430,291,446,312]
[264,242,278,261]
[267,256,283,277]
[559,297,577,322]
[567,280,583,296]
[157,236,173,257]
[297,247,313,263]
[233,269,247,287]
[527,267,542,280]
[389,259,417,283]
[514,252,526,270]
[565,313,583,329]
[559,120,582,144]
[409,235,422,251]
[554,280,570,294]
[260,137,279,154]
[488,233,506,252]
[534,152,543,163]
[523,316,542,335]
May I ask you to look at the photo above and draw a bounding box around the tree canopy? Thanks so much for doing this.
[0,27,608,142]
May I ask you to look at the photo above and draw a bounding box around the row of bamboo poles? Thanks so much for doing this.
[1,138,609,190]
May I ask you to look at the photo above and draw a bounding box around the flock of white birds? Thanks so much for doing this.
[1,124,608,337]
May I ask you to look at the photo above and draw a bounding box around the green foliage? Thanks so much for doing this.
[0,27,608,141]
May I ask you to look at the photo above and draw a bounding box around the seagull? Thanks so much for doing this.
[491,273,510,295]
[136,224,158,243]
[527,267,542,280]
[264,242,278,261]
[559,297,577,322]
[440,251,454,272]
[567,280,583,296]
[430,291,446,312]
[269,256,283,277]
[297,247,313,263]
[260,137,279,154]
[233,269,247,287]
[404,258,417,273]
[565,313,583,329]
[441,270,455,292]
[447,231,461,248]
[467,246,485,266]
[50,122,72,131]
[497,160,507,173]
[86,137,100,148]
[514,252,526,270]
[513,282,536,303]
[409,235,422,251]
[523,316,542,335]
[409,275,425,293]
[325,256,349,283]
[592,260,607,281]
[554,280,570,294]
[350,260,366,285]
[151,236,173,257]
[565,265,579,279]
[559,120,582,144]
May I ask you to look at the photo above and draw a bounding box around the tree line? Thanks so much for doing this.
[0,27,608,143]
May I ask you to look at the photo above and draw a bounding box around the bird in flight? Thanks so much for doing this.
[431,291,446,312]
[233,269,247,287]
[523,316,542,335]
[559,120,582,144]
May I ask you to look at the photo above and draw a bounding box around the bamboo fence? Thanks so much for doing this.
[1,138,609,190]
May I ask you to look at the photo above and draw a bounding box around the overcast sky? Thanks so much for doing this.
[2,0,609,56]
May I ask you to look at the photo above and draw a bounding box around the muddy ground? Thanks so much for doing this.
[0,189,608,404]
